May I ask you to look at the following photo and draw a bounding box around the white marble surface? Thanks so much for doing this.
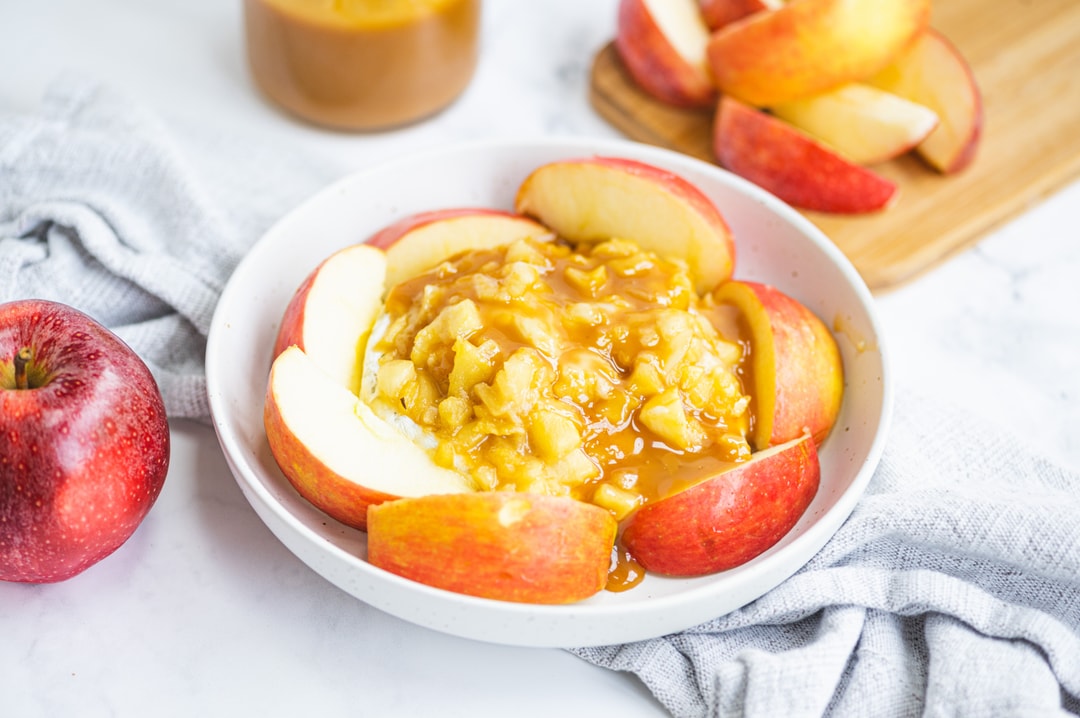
[2,1,1077,716]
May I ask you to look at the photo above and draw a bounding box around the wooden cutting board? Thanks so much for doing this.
[589,0,1080,292]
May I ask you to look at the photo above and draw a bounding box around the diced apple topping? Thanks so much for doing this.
[592,483,644,521]
[362,236,753,515]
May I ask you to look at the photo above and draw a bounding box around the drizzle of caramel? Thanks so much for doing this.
[373,237,753,509]
[606,541,646,593]
[832,312,876,354]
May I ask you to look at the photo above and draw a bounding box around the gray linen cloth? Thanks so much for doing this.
[573,387,1080,716]
[4,78,1079,717]
[1,76,339,419]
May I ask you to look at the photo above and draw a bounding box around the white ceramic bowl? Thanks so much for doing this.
[205,137,892,648]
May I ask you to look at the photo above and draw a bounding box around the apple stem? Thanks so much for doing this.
[13,347,31,390]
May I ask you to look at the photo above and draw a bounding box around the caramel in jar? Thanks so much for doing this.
[244,0,480,130]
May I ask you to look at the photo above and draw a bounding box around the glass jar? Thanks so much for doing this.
[244,0,480,131]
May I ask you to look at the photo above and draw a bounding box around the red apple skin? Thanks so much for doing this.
[271,243,386,396]
[706,0,931,107]
[698,0,774,31]
[273,256,321,360]
[0,300,170,583]
[869,28,983,175]
[621,434,819,577]
[713,280,844,450]
[263,376,395,531]
[263,346,474,533]
[747,282,843,448]
[713,96,898,214]
[615,0,717,108]
[368,492,618,604]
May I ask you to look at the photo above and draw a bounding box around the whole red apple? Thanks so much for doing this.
[1,299,170,583]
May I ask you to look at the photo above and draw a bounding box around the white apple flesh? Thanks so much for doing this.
[514,156,736,292]
[273,243,388,393]
[770,83,940,166]
[869,28,983,174]
[264,346,474,531]
[0,299,170,583]
[365,209,552,291]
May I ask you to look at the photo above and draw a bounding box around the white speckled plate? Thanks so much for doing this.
[205,138,892,648]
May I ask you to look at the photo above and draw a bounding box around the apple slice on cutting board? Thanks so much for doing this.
[705,0,932,106]
[868,28,983,174]
[615,0,717,108]
[697,0,781,31]
[713,95,898,214]
[769,83,940,166]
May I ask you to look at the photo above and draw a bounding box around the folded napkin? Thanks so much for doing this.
[1,76,339,419]
[6,77,1079,718]
[573,387,1080,717]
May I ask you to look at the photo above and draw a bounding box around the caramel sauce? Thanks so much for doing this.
[370,237,753,519]
[606,541,646,593]
[700,299,757,448]
[244,0,479,130]
[832,312,875,354]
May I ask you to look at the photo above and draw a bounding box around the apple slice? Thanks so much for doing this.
[264,346,475,531]
[868,28,983,174]
[697,0,781,31]
[273,243,387,393]
[514,156,736,292]
[711,280,843,450]
[615,0,717,108]
[713,96,898,214]
[770,83,939,165]
[621,434,819,577]
[368,492,618,604]
[366,209,552,290]
[706,0,931,106]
